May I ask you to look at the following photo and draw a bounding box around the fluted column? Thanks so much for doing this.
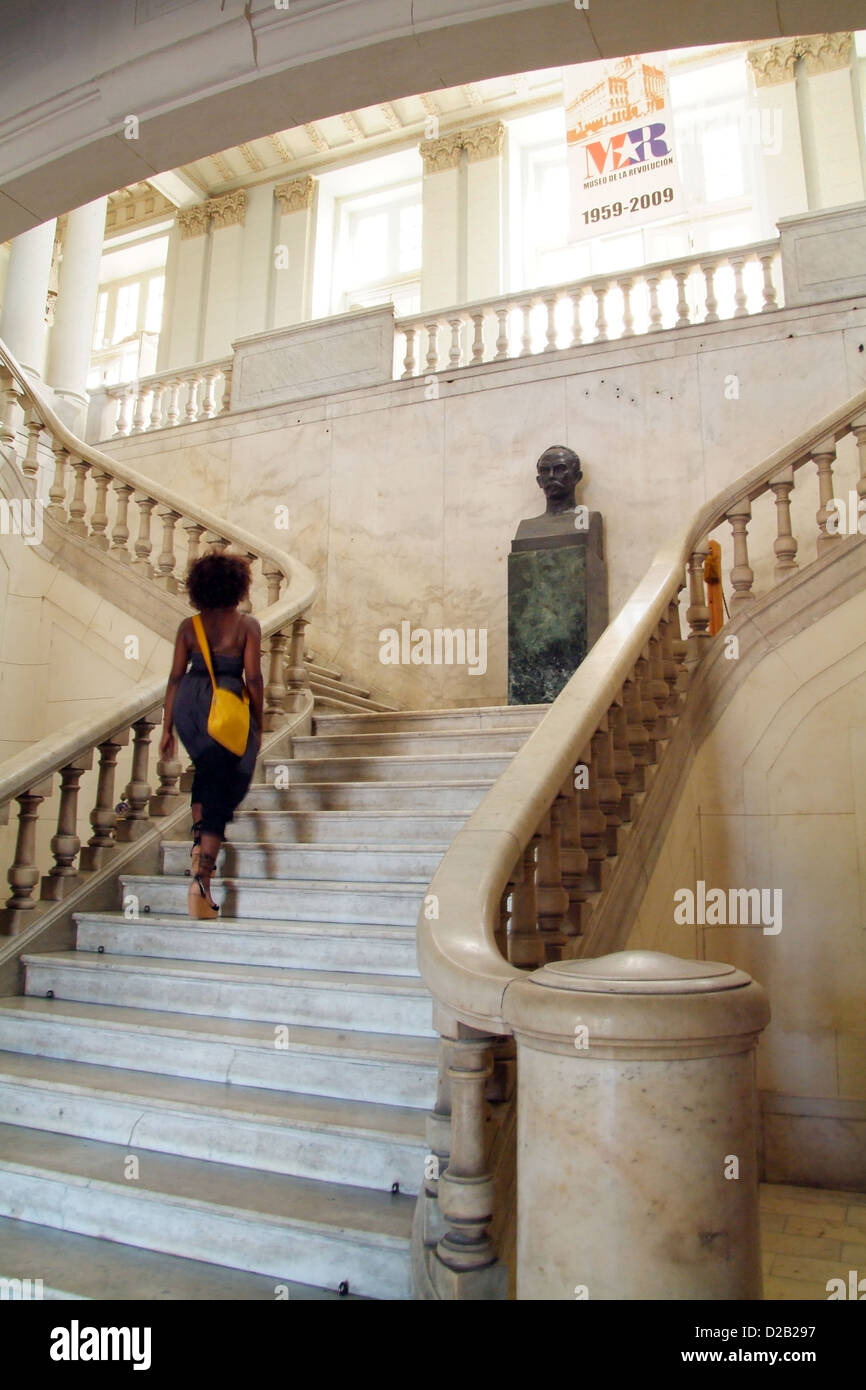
[0,220,57,378]
[45,196,108,427]
[273,177,316,328]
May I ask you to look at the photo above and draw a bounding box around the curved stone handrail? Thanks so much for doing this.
[418,382,866,1031]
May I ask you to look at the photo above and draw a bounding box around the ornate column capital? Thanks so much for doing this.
[461,120,506,164]
[177,204,211,239]
[419,132,464,174]
[209,190,248,230]
[746,38,799,87]
[800,31,853,76]
[274,175,315,214]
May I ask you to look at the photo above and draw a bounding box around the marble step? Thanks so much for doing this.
[73,913,421,976]
[0,1123,414,1299]
[305,657,343,680]
[310,685,396,715]
[292,729,535,759]
[240,780,492,813]
[263,753,513,783]
[0,1052,428,1193]
[160,840,445,883]
[22,953,436,1036]
[0,998,438,1107]
[314,704,549,735]
[0,1215,365,1299]
[117,872,425,924]
[226,809,468,844]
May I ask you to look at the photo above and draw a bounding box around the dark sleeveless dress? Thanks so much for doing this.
[172,650,259,837]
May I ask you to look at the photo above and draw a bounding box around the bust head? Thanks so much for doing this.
[536,445,582,515]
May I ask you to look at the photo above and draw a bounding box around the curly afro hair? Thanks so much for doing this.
[185,552,252,610]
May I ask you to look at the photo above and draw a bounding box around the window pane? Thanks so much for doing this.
[144,275,164,333]
[398,203,422,272]
[92,291,108,350]
[702,123,745,201]
[351,211,388,283]
[113,283,140,343]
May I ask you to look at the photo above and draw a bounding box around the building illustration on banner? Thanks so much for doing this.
[564,52,685,241]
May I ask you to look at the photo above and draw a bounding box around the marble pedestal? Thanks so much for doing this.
[502,951,770,1301]
[507,510,607,705]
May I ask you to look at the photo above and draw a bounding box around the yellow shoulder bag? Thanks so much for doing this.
[192,614,251,757]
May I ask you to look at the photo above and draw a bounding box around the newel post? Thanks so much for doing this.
[502,950,770,1300]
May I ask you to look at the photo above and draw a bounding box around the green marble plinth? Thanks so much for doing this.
[508,522,607,705]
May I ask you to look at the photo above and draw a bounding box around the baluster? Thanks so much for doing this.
[132,494,155,576]
[150,748,183,817]
[182,519,205,572]
[621,277,635,337]
[535,805,570,960]
[494,307,510,361]
[813,438,840,555]
[205,532,228,555]
[21,407,43,477]
[658,612,683,720]
[768,467,799,579]
[448,317,463,368]
[579,752,610,893]
[634,649,661,764]
[622,675,649,791]
[165,378,183,427]
[508,840,541,967]
[117,385,135,436]
[646,274,662,332]
[115,717,159,840]
[149,383,167,430]
[592,721,623,855]
[0,777,52,932]
[88,469,110,550]
[264,629,290,730]
[673,268,690,328]
[593,282,608,342]
[647,634,671,739]
[67,456,90,536]
[726,501,755,607]
[262,560,283,607]
[132,387,150,434]
[759,251,778,311]
[80,732,130,870]
[668,594,689,692]
[201,368,221,420]
[185,373,204,423]
[543,293,558,351]
[155,507,180,591]
[610,697,636,823]
[701,260,719,323]
[401,326,417,379]
[569,287,585,347]
[285,615,311,713]
[220,365,233,415]
[110,481,134,563]
[555,778,589,940]
[238,552,256,614]
[519,299,533,356]
[48,443,69,520]
[470,312,485,365]
[0,367,21,449]
[425,321,440,373]
[41,755,93,900]
[433,1035,506,1298]
[421,1033,455,1251]
[730,255,748,317]
[854,415,866,508]
[686,539,711,663]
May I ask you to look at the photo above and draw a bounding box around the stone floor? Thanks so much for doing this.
[761,1182,866,1299]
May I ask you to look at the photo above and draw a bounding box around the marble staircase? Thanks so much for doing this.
[0,703,546,1300]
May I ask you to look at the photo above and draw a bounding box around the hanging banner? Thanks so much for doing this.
[564,52,685,242]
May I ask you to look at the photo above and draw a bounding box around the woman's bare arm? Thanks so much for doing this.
[242,615,264,733]
[160,620,191,757]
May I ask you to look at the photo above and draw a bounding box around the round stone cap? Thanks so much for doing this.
[530,950,753,995]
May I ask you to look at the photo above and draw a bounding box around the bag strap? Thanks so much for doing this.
[191,614,217,692]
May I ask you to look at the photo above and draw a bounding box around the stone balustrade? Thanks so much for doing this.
[396,239,782,377]
[0,334,317,935]
[413,384,866,1298]
[89,359,232,440]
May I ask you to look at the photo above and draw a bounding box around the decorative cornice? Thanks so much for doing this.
[747,32,853,86]
[177,204,210,239]
[209,190,248,231]
[462,120,506,164]
[274,175,316,215]
[801,31,853,76]
[419,132,464,174]
[106,185,174,234]
[420,121,506,173]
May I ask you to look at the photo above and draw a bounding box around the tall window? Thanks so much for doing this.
[88,228,169,389]
[332,183,422,316]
